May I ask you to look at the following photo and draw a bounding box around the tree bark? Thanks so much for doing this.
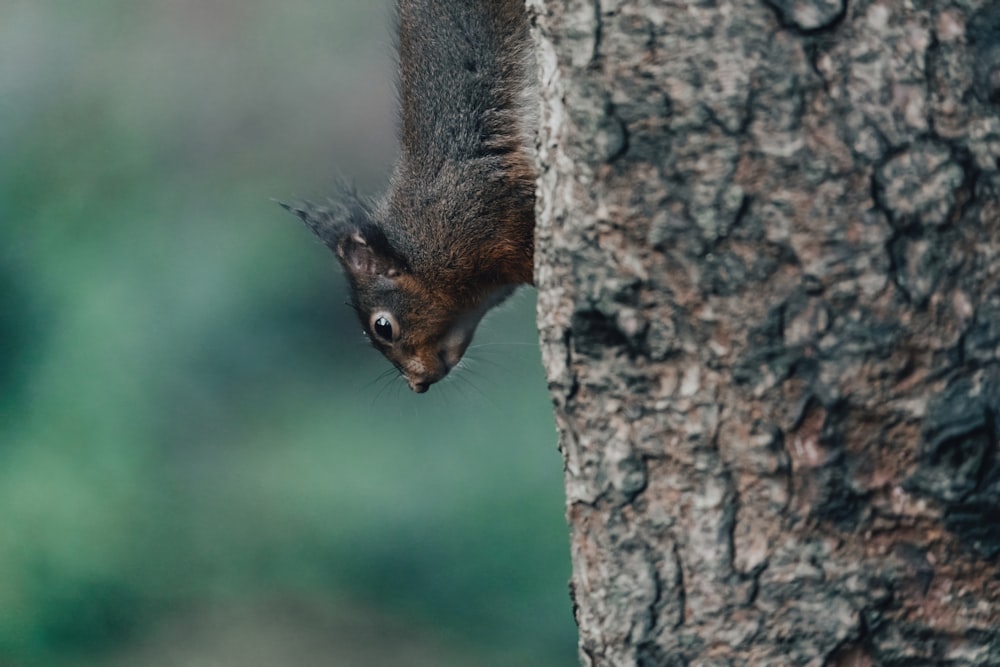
[530,0,1000,665]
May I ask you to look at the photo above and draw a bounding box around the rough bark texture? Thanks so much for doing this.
[531,0,1000,665]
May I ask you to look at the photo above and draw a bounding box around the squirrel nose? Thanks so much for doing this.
[406,353,454,393]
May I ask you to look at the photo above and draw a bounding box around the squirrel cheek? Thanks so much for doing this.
[440,325,476,370]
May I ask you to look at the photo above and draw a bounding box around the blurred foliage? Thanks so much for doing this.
[0,2,574,665]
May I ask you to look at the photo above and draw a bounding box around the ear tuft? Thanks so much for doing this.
[279,186,407,278]
[277,187,366,251]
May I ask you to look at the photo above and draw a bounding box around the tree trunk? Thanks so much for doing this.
[530,0,1000,664]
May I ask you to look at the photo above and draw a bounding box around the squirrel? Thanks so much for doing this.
[284,0,536,393]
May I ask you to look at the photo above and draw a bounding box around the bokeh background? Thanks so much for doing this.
[0,1,574,665]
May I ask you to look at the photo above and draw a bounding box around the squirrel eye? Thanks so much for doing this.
[369,312,398,344]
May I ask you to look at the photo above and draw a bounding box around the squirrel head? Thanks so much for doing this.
[283,195,510,393]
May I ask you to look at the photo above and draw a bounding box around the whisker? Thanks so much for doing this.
[454,358,497,384]
[431,380,450,407]
[360,366,399,393]
[371,367,403,403]
[461,355,505,372]
[450,368,495,408]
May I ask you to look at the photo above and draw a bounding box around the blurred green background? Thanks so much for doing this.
[0,1,574,665]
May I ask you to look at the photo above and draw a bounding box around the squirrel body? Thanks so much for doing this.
[288,0,536,393]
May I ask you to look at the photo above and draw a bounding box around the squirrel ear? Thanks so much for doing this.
[279,197,406,278]
[335,229,403,278]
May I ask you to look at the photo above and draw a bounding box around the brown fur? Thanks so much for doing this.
[287,0,536,392]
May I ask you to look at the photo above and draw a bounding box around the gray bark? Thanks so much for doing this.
[530,0,1000,665]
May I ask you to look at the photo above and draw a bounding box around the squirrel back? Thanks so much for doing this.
[287,0,536,393]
